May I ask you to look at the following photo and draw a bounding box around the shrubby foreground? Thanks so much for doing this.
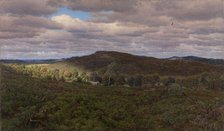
[1,65,224,130]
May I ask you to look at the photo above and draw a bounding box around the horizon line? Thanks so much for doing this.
[1,51,224,60]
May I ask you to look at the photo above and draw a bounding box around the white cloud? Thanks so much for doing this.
[51,14,149,36]
[0,0,224,59]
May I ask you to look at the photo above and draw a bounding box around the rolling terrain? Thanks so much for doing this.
[1,51,224,130]
[65,51,224,76]
[167,56,224,66]
[2,51,224,89]
[1,64,224,130]
[2,51,223,76]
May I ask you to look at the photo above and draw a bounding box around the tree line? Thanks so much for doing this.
[8,63,224,90]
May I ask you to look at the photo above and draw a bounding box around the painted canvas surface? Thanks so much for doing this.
[0,0,224,130]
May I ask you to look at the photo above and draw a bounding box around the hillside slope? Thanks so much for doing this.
[66,51,224,76]
[167,56,224,66]
[2,65,224,130]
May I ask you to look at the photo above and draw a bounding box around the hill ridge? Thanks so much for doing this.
[65,51,224,76]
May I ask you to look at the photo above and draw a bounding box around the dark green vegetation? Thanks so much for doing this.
[1,65,224,130]
[68,51,224,75]
[4,51,224,89]
[167,56,224,66]
[1,51,224,130]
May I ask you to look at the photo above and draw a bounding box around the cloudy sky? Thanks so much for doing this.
[0,0,224,59]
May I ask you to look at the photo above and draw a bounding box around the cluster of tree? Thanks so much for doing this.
[180,72,224,90]
[88,62,162,87]
[89,66,224,90]
[87,62,180,88]
[8,64,224,90]
[2,64,224,131]
[9,64,88,82]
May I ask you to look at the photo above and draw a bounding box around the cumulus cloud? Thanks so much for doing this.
[0,0,57,16]
[0,15,62,39]
[51,14,150,36]
[0,0,224,59]
[56,0,138,12]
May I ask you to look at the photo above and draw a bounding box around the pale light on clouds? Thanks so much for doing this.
[0,0,223,59]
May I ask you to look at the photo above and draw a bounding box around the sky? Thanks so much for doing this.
[0,0,224,59]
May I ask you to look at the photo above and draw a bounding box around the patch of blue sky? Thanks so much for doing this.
[50,7,91,20]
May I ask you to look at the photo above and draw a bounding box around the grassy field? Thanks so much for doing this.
[1,65,224,130]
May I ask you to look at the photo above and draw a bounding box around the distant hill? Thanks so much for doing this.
[65,51,224,76]
[167,56,224,66]
[0,59,25,64]
[0,59,60,64]
[2,51,223,76]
